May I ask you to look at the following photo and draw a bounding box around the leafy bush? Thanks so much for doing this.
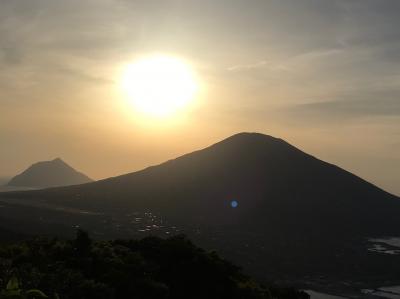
[0,276,49,299]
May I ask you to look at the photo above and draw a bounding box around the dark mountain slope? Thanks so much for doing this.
[3,133,399,236]
[7,158,93,188]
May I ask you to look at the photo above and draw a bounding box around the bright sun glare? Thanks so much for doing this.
[121,55,198,118]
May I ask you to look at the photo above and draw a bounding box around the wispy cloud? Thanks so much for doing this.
[227,59,292,72]
[290,97,400,121]
[227,60,269,71]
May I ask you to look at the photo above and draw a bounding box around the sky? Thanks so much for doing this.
[0,0,399,195]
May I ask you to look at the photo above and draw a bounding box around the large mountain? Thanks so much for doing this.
[7,158,93,188]
[8,133,399,232]
[2,133,400,291]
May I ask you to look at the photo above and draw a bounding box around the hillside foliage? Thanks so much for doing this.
[0,230,308,299]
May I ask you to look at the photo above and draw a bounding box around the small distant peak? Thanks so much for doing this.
[32,158,66,167]
[7,157,93,188]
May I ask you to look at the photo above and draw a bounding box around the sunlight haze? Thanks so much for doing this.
[0,0,399,195]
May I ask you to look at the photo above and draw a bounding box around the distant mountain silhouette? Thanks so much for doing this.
[2,133,400,286]
[7,158,93,188]
[17,133,398,231]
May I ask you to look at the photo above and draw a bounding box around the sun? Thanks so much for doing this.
[121,55,198,118]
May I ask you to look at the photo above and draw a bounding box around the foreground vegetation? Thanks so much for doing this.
[0,231,308,299]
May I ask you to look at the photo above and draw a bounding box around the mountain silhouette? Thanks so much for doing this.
[7,133,400,229]
[7,132,400,234]
[2,133,400,284]
[7,158,93,188]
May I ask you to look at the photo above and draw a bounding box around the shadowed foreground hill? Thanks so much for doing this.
[0,231,308,299]
[7,158,93,188]
[5,132,400,236]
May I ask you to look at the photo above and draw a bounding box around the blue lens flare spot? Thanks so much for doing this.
[231,200,238,208]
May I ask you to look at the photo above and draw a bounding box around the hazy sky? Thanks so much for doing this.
[1,0,399,195]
